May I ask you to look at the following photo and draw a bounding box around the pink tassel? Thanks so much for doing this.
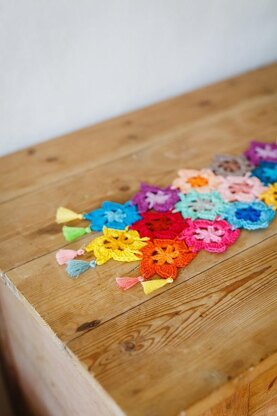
[116,276,144,290]
[56,248,85,265]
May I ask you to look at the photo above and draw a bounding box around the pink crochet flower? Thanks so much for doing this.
[218,174,266,202]
[178,218,240,253]
[172,169,222,194]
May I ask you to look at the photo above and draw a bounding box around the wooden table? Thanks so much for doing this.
[0,64,276,416]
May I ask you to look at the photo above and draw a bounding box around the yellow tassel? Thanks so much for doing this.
[56,207,84,224]
[141,277,174,295]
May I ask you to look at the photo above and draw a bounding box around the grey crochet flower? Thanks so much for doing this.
[210,154,253,177]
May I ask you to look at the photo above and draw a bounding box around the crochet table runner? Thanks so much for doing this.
[55,140,276,295]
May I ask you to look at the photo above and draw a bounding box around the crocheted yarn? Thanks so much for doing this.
[244,141,277,165]
[173,191,226,220]
[131,183,179,212]
[251,161,277,185]
[260,183,277,210]
[222,201,275,230]
[178,218,240,253]
[130,211,188,240]
[210,154,253,177]
[218,174,266,202]
[84,201,141,231]
[172,168,222,194]
[85,227,148,265]
[140,239,197,279]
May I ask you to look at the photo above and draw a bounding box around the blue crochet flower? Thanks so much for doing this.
[173,191,227,220]
[84,201,141,231]
[222,201,275,230]
[251,162,277,185]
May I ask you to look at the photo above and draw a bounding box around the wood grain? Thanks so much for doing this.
[0,64,276,204]
[0,64,277,416]
[67,236,277,416]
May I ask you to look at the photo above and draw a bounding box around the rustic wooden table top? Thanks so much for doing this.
[0,64,276,416]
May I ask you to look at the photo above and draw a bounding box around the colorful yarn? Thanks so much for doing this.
[244,141,277,165]
[140,239,197,280]
[218,174,266,202]
[116,276,144,290]
[141,278,173,295]
[172,168,222,194]
[260,183,277,210]
[251,161,277,185]
[84,201,141,231]
[222,201,275,230]
[66,260,96,278]
[63,225,91,242]
[56,207,84,224]
[210,154,253,177]
[85,227,148,265]
[178,218,240,253]
[173,191,226,221]
[130,211,188,240]
[56,248,85,265]
[131,183,179,212]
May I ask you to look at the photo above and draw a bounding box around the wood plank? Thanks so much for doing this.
[0,94,276,272]
[0,64,276,204]
[249,365,277,415]
[66,236,277,416]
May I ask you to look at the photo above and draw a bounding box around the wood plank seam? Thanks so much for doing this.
[65,232,276,346]
[0,92,275,208]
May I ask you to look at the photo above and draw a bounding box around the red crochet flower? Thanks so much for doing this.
[178,218,240,253]
[131,211,188,240]
[140,239,197,279]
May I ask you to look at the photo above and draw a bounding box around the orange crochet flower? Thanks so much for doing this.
[140,239,197,280]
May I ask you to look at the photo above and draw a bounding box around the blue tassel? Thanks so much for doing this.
[66,260,96,278]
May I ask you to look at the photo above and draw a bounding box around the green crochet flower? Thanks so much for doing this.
[173,191,226,220]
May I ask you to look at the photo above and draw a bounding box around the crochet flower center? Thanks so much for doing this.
[151,245,179,265]
[145,216,171,232]
[256,145,277,159]
[218,159,240,172]
[229,181,253,194]
[235,206,261,222]
[105,209,126,223]
[195,226,225,243]
[188,199,213,212]
[187,175,208,187]
[102,233,135,251]
[145,191,169,208]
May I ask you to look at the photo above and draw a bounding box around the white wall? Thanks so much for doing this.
[0,0,276,156]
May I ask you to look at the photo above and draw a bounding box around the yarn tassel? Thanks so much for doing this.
[116,276,144,290]
[66,260,96,278]
[56,207,84,224]
[56,248,85,265]
[63,226,91,242]
[141,277,174,295]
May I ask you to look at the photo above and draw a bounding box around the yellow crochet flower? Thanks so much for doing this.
[85,227,149,265]
[260,183,277,209]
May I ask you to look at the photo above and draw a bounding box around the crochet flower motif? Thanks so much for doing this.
[84,201,141,231]
[172,169,222,194]
[218,174,266,202]
[222,201,275,230]
[251,161,277,185]
[244,141,277,165]
[210,154,253,177]
[173,191,226,220]
[260,183,277,210]
[131,183,179,212]
[85,227,148,265]
[131,211,188,240]
[178,218,240,253]
[140,239,197,280]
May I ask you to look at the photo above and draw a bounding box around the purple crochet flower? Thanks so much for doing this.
[244,141,277,166]
[131,183,180,213]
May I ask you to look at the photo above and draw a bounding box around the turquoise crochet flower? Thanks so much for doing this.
[251,162,277,185]
[221,201,275,230]
[173,191,226,220]
[84,201,141,231]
